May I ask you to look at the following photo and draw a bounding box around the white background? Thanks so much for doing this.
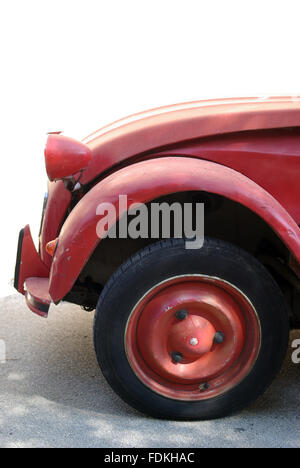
[0,0,299,296]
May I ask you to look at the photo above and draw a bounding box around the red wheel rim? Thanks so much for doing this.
[125,275,261,400]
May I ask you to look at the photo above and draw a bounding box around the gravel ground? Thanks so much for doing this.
[0,294,299,448]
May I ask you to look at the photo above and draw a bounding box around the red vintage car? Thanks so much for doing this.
[14,97,300,419]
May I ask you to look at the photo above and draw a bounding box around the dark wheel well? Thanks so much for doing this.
[80,190,290,283]
[68,191,296,319]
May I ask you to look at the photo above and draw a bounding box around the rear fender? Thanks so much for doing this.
[49,157,300,302]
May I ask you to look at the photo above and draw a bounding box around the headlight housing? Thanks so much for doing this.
[44,134,92,181]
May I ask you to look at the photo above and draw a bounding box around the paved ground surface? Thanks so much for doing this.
[0,294,299,448]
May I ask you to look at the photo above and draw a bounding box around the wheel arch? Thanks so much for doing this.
[49,156,300,303]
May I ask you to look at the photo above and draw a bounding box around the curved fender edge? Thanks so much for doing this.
[49,157,300,302]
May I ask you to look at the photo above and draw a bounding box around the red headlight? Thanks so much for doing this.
[44,134,92,182]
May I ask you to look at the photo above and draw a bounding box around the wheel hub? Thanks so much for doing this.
[125,275,261,401]
[169,314,216,361]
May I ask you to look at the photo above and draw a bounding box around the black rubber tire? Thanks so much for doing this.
[93,238,289,420]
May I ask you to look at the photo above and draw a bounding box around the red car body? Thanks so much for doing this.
[14,96,300,315]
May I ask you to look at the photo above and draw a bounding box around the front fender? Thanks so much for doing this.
[49,157,300,302]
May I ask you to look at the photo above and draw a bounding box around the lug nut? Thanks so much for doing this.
[171,351,183,363]
[214,331,225,344]
[175,309,188,320]
[199,382,210,392]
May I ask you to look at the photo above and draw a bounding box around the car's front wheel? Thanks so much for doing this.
[94,238,289,419]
